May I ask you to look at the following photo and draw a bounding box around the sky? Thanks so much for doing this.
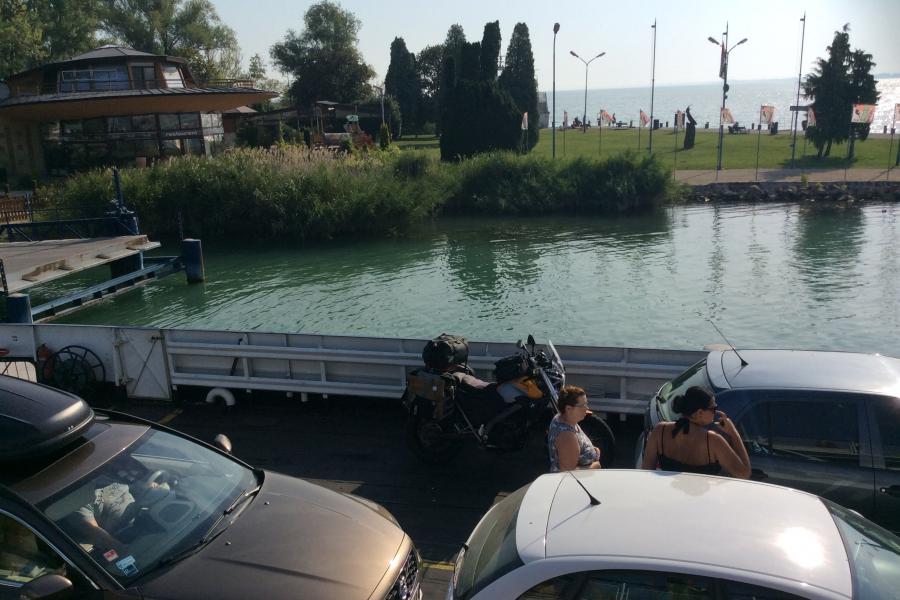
[213,0,900,92]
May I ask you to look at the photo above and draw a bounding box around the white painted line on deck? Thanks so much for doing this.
[158,408,182,425]
[422,560,455,571]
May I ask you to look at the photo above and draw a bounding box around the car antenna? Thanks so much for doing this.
[707,319,748,367]
[568,472,600,506]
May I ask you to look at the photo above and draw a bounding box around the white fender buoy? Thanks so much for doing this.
[205,387,236,407]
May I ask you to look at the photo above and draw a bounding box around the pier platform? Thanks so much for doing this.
[0,235,160,293]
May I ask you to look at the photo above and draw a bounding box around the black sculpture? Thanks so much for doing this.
[683,106,697,150]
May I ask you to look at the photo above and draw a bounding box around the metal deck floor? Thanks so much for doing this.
[0,236,160,293]
[121,395,640,599]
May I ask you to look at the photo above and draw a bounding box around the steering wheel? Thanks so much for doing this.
[137,470,171,507]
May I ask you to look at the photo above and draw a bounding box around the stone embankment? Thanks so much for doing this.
[687,180,900,204]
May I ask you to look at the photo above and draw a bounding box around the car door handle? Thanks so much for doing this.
[751,468,768,481]
[880,485,900,497]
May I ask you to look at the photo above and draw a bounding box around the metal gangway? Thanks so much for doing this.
[0,323,705,416]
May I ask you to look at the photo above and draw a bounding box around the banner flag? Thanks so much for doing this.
[807,107,816,127]
[760,105,775,125]
[521,112,528,130]
[894,103,900,125]
[675,110,685,128]
[563,110,569,127]
[719,44,726,79]
[850,104,877,124]
[721,107,735,124]
[639,110,650,127]
[599,110,614,125]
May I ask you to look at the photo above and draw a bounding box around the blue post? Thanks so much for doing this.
[7,293,33,323]
[182,238,205,283]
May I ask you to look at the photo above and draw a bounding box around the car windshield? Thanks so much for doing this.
[826,500,900,599]
[657,359,709,420]
[453,484,528,600]
[36,429,257,586]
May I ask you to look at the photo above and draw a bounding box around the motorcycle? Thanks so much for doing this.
[401,334,616,466]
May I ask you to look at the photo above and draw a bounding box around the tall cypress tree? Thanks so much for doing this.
[437,24,466,134]
[480,21,501,81]
[385,37,418,137]
[498,23,539,150]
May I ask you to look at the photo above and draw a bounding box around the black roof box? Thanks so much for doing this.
[0,375,94,461]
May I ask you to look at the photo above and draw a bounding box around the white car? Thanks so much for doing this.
[447,470,900,600]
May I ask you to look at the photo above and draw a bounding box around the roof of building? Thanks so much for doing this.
[66,45,176,62]
[707,349,900,395]
[516,470,851,598]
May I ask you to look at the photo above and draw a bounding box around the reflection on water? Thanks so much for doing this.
[45,204,900,355]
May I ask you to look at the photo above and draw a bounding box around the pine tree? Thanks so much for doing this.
[385,37,418,137]
[479,21,501,81]
[499,23,539,150]
[437,24,466,133]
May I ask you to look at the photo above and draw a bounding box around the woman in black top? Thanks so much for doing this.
[641,386,751,478]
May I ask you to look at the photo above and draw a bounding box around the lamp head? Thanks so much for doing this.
[736,38,748,46]
[553,23,560,34]
[708,37,720,45]
[569,50,578,58]
[596,52,606,59]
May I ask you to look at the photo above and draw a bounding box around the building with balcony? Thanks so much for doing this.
[0,45,276,184]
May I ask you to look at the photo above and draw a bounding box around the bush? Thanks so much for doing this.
[379,123,392,150]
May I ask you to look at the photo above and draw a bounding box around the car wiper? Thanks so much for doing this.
[153,485,261,570]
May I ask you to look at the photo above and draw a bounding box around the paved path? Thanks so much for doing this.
[675,167,898,185]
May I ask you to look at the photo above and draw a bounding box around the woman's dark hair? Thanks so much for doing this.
[557,385,586,414]
[672,386,714,416]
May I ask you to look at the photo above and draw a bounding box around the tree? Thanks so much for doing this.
[270,0,374,108]
[415,44,443,129]
[803,24,878,159]
[499,23,539,150]
[248,53,266,81]
[385,37,417,137]
[436,24,466,133]
[36,0,104,63]
[0,0,45,79]
[439,78,520,160]
[100,0,241,81]
[479,21,501,81]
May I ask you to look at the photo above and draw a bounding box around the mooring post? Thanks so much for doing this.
[182,238,205,283]
[6,293,33,323]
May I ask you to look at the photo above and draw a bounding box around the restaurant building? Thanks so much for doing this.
[0,46,275,183]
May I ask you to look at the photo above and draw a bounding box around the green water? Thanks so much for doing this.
[36,203,900,355]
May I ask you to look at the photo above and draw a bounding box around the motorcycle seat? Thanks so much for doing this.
[450,372,496,395]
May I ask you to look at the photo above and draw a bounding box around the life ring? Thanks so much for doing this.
[205,387,236,407]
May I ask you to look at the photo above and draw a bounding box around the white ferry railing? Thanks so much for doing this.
[0,324,706,415]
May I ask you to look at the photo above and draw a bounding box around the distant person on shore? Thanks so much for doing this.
[548,385,602,472]
[641,386,751,478]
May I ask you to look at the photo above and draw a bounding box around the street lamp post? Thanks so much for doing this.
[552,23,560,159]
[708,26,747,172]
[372,84,386,125]
[570,50,605,134]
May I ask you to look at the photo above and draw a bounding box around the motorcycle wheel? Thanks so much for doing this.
[406,414,464,464]
[580,414,616,468]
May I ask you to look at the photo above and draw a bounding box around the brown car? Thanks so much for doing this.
[0,375,421,600]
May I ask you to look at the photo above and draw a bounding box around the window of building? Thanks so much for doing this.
[130,65,157,89]
[182,138,204,156]
[82,118,106,137]
[180,113,201,130]
[107,116,132,133]
[58,66,128,92]
[132,115,156,132]
[204,134,224,156]
[201,113,223,130]
[162,64,184,88]
[161,139,182,157]
[159,114,180,131]
[134,139,160,158]
[61,121,82,136]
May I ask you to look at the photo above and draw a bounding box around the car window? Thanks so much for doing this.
[736,401,770,456]
[870,397,900,470]
[577,570,712,599]
[0,513,67,586]
[770,400,859,463]
[517,573,580,599]
[658,360,709,420]
[720,580,806,599]
[35,429,256,587]
[826,499,900,599]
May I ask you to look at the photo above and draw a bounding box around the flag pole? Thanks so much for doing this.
[598,111,603,157]
[649,19,657,155]
[790,12,806,168]
[638,112,642,151]
[755,106,763,181]
[673,114,679,180]
[888,107,896,180]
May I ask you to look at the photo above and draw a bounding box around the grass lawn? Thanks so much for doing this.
[396,128,899,170]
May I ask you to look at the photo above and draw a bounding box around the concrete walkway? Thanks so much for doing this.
[675,167,898,185]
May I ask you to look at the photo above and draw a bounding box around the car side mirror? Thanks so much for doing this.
[19,574,74,600]
[213,434,233,454]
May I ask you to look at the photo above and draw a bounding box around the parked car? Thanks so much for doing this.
[634,349,900,532]
[0,375,421,600]
[447,469,900,599]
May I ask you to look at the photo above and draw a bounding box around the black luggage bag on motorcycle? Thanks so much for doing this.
[422,334,469,371]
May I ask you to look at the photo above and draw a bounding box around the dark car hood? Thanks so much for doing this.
[138,471,406,600]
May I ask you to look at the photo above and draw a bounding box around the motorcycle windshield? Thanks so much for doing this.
[547,340,565,385]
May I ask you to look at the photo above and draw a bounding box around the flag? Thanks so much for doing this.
[721,107,735,124]
[895,103,900,125]
[675,110,685,128]
[521,112,528,130]
[639,110,650,127]
[563,111,569,128]
[760,105,775,125]
[850,104,876,124]
[718,44,726,79]
[599,110,614,125]
[806,107,816,127]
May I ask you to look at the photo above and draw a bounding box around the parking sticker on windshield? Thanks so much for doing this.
[115,555,138,576]
[103,549,119,562]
